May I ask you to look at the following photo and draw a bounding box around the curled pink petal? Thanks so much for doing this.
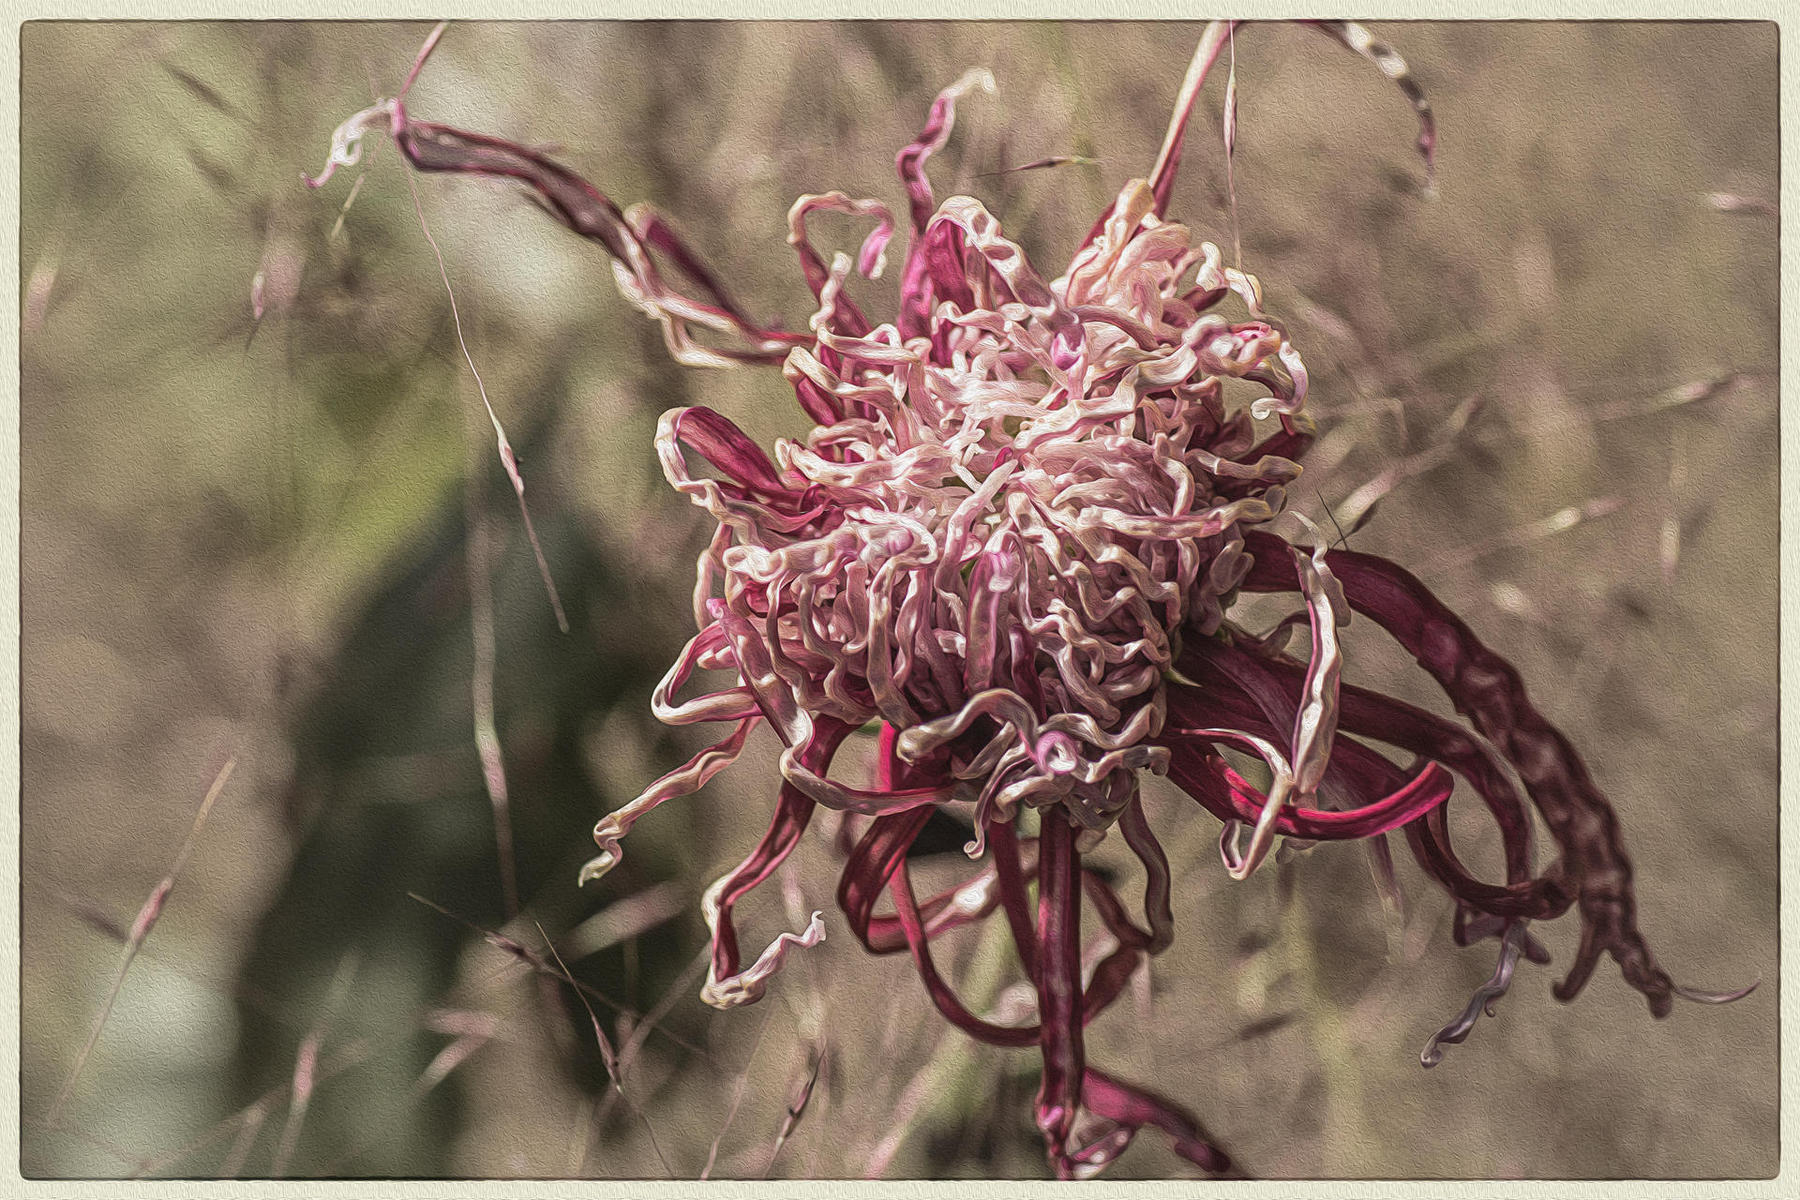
[581,716,760,885]
[699,907,825,1009]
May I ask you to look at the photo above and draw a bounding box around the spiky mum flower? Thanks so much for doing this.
[314,20,1750,1178]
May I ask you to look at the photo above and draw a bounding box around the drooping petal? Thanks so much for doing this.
[699,908,826,1009]
[385,107,807,364]
[1285,530,1347,804]
[1033,812,1086,1170]
[888,858,1037,1046]
[1180,636,1537,883]
[1145,21,1236,218]
[1307,20,1438,185]
[1078,867,1154,1023]
[1116,793,1174,954]
[1077,1067,1232,1176]
[581,715,760,886]
[704,781,817,990]
[896,67,995,233]
[651,623,763,725]
[837,806,934,952]
[1238,530,1677,1016]
[658,405,797,502]
[896,67,996,337]
[1420,920,1528,1067]
[788,191,897,292]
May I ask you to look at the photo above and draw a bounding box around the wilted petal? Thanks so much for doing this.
[581,716,759,886]
[699,908,826,1009]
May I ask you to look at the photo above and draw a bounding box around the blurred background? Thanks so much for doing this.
[19,20,1778,1180]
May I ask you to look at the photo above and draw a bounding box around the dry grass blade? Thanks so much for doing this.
[538,922,673,1176]
[409,144,553,914]
[536,922,622,1083]
[466,477,519,917]
[22,224,65,335]
[761,1043,826,1179]
[700,1003,776,1180]
[860,1025,953,1179]
[270,952,359,1176]
[414,1011,500,1097]
[399,21,448,100]
[217,1100,271,1179]
[45,754,237,1128]
[1331,395,1484,531]
[160,61,244,122]
[976,154,1101,178]
[407,892,713,1059]
[1309,19,1437,188]
[1588,368,1762,424]
[267,1033,319,1176]
[584,945,710,1175]
[403,165,570,635]
[1705,191,1776,217]
[564,1095,598,1175]
[51,886,130,944]
[130,1040,372,1179]
[326,172,366,244]
[556,882,685,962]
[310,1009,506,1177]
[1662,427,1688,585]
[1424,496,1626,571]
[1222,26,1242,269]
[1318,489,1355,551]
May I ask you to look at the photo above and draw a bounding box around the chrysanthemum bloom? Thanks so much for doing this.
[313,21,1749,1178]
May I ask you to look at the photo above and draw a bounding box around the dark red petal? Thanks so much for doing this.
[1403,804,1569,920]
[1238,532,1676,1016]
[1117,794,1175,954]
[670,406,794,500]
[1183,640,1535,883]
[1081,1067,1232,1175]
[987,818,1041,981]
[1167,652,1563,916]
[1033,812,1085,1165]
[630,207,769,333]
[837,808,932,954]
[709,782,816,985]
[1078,868,1152,1024]
[889,859,1037,1047]
[391,112,806,361]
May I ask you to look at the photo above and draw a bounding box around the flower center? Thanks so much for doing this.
[679,183,1310,833]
